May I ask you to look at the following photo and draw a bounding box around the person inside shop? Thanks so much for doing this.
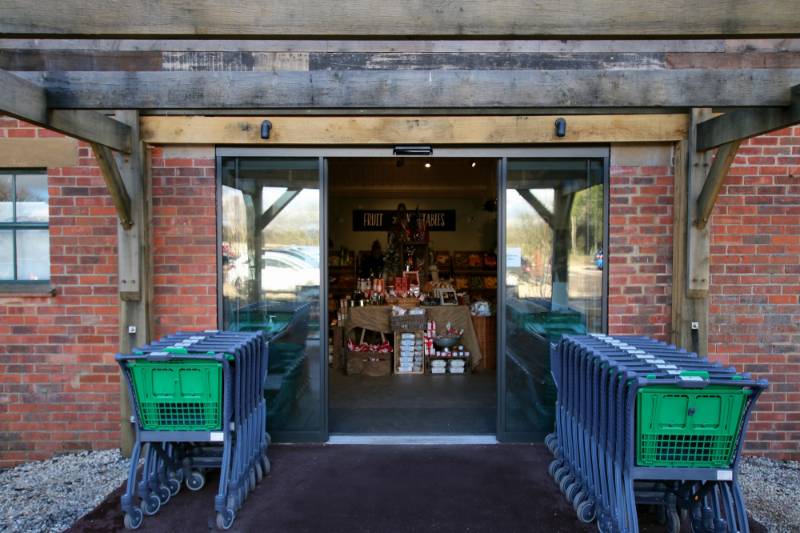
[359,239,385,279]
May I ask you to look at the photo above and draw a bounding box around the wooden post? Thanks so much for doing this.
[113,110,152,456]
[673,109,714,355]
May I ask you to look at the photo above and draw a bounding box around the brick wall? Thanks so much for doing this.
[150,147,218,338]
[707,125,800,459]
[607,147,675,341]
[0,118,120,467]
[0,120,218,467]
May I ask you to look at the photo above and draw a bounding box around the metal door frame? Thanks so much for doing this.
[216,145,610,443]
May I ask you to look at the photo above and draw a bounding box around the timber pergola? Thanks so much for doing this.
[1,1,800,451]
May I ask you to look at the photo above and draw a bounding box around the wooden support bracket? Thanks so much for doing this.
[0,69,132,153]
[696,84,800,151]
[694,140,742,230]
[91,143,134,230]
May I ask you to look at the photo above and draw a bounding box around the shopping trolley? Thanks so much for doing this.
[545,335,766,533]
[116,330,270,530]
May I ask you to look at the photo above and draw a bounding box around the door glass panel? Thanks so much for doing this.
[221,157,323,438]
[0,174,12,222]
[16,229,50,281]
[504,158,604,437]
[15,173,49,222]
[0,230,12,279]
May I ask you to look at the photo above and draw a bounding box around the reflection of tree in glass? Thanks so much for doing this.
[570,184,603,256]
[507,211,552,298]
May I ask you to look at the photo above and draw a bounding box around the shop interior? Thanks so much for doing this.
[219,154,604,439]
[327,157,499,434]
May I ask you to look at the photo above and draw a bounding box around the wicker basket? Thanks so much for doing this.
[390,310,427,332]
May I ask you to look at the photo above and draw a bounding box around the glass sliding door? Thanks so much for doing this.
[500,157,606,440]
[219,156,326,441]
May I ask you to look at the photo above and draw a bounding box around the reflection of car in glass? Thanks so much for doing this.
[594,249,604,270]
[262,251,319,293]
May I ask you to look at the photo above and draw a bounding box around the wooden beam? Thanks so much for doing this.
[23,69,800,110]
[0,69,131,152]
[114,111,153,457]
[257,189,300,231]
[0,137,78,167]
[141,115,688,145]
[671,140,689,348]
[696,85,800,150]
[694,140,742,229]
[91,143,133,229]
[2,1,799,38]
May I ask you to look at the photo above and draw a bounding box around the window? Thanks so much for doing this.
[0,171,50,282]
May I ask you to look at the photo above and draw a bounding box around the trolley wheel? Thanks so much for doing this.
[227,494,239,513]
[548,460,562,479]
[249,469,257,491]
[156,484,171,505]
[559,475,575,494]
[566,481,582,503]
[265,432,272,446]
[544,433,557,453]
[186,471,205,492]
[577,500,596,523]
[255,462,264,483]
[167,477,181,497]
[216,509,235,530]
[140,494,161,516]
[665,505,681,533]
[123,507,144,530]
[261,456,271,475]
[572,490,587,509]
[554,465,569,484]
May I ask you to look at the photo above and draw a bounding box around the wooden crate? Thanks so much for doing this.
[472,315,497,371]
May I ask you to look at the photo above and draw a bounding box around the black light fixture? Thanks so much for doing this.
[554,118,567,138]
[393,145,433,156]
[260,119,272,140]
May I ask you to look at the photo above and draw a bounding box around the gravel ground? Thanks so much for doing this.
[739,456,800,533]
[0,450,129,533]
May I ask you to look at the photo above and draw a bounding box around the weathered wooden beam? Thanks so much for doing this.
[694,140,743,229]
[696,85,800,150]
[140,115,688,145]
[91,143,133,230]
[0,69,131,152]
[19,69,800,109]
[257,189,300,231]
[2,0,799,38]
[516,189,553,228]
[114,110,152,456]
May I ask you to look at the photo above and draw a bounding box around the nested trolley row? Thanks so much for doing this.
[545,334,766,533]
[116,330,270,530]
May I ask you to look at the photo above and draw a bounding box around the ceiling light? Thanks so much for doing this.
[471,161,477,168]
[424,162,431,168]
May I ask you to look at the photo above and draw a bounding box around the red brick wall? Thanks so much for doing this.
[607,158,674,341]
[0,118,120,466]
[0,120,218,467]
[708,125,800,459]
[150,147,218,338]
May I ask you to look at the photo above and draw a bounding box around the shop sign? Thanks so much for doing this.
[352,210,456,231]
